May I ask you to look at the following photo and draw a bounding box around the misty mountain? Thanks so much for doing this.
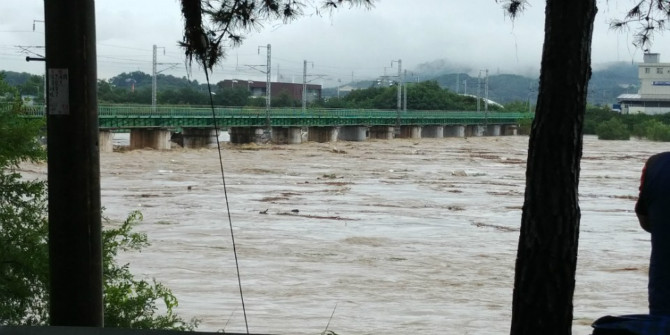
[4,60,639,107]
[414,60,639,106]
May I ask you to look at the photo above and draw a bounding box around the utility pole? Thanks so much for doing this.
[45,0,102,326]
[484,69,489,133]
[484,69,489,114]
[152,45,160,111]
[403,70,408,111]
[301,60,325,111]
[258,44,271,128]
[477,71,481,113]
[456,73,460,94]
[150,45,178,112]
[303,60,313,111]
[392,59,402,134]
[392,59,402,113]
[32,20,46,102]
[337,79,341,99]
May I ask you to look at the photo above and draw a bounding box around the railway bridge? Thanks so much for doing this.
[17,105,532,151]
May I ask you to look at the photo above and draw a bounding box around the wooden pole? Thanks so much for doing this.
[44,0,103,326]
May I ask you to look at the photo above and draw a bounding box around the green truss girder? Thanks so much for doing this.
[11,104,533,129]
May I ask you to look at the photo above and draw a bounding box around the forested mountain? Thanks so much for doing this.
[3,61,638,106]
[425,61,638,105]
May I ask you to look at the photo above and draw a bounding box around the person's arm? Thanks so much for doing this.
[637,212,651,232]
[636,161,651,233]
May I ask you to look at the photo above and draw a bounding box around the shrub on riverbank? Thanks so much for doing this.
[0,84,195,329]
[596,118,630,140]
[585,107,670,142]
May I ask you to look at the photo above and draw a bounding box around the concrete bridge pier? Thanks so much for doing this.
[503,125,518,136]
[369,126,395,140]
[468,125,486,137]
[99,130,114,153]
[444,125,465,137]
[486,125,502,136]
[272,127,302,144]
[464,125,474,137]
[339,126,368,141]
[422,126,444,138]
[308,126,339,142]
[398,126,422,139]
[230,127,259,144]
[182,127,219,148]
[130,128,171,150]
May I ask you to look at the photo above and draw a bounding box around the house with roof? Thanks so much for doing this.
[617,53,670,115]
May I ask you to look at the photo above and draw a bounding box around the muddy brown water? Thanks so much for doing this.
[20,135,669,334]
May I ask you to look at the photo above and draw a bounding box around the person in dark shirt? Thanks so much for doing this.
[636,152,670,316]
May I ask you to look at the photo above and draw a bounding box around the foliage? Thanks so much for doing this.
[583,106,620,134]
[503,100,532,114]
[0,75,195,329]
[318,80,506,111]
[0,99,48,325]
[517,116,533,135]
[0,72,20,103]
[644,120,670,142]
[1,192,197,329]
[632,118,658,138]
[610,0,670,48]
[102,211,198,330]
[595,117,630,140]
[0,159,49,325]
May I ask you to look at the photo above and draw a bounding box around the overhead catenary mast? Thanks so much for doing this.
[152,44,178,112]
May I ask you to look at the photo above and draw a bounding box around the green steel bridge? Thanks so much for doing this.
[14,104,532,129]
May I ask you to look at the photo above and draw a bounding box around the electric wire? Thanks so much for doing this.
[203,66,250,334]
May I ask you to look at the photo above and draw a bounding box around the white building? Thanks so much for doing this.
[617,53,670,114]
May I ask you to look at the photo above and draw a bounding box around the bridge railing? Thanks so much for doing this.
[5,104,533,128]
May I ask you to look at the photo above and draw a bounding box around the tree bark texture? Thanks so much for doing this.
[510,1,596,334]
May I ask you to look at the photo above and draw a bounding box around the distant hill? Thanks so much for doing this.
[419,61,638,106]
[4,60,640,107]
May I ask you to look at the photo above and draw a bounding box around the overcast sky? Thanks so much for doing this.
[1,0,667,87]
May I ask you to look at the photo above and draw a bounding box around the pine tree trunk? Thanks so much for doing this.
[510,1,596,334]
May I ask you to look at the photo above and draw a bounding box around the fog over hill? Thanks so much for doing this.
[3,59,639,107]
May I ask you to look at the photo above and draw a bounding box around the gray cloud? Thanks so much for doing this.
[0,0,667,87]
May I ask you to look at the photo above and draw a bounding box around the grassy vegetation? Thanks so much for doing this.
[585,106,670,142]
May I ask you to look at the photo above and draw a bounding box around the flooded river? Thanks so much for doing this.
[21,134,670,334]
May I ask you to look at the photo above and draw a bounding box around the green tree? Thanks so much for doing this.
[0,98,48,325]
[102,211,197,330]
[502,0,670,333]
[632,118,659,138]
[0,85,195,329]
[583,105,619,134]
[500,1,597,334]
[0,72,19,103]
[645,120,670,141]
[596,117,630,140]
